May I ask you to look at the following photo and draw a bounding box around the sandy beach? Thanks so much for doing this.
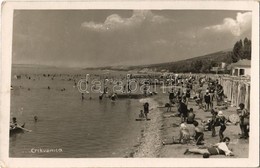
[131,84,249,158]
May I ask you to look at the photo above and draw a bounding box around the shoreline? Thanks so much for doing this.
[128,87,249,158]
[130,96,164,158]
[10,68,250,158]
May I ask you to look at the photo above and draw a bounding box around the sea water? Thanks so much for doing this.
[9,66,146,158]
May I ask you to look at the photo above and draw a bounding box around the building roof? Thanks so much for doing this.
[210,67,225,72]
[230,59,251,68]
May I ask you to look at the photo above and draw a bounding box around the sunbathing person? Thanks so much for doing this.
[184,137,234,157]
[163,123,191,145]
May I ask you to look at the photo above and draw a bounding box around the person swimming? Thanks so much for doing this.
[34,116,38,122]
[111,93,117,101]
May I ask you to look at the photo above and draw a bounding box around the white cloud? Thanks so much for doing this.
[81,10,172,32]
[204,12,252,36]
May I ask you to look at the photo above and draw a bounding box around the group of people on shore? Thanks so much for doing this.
[162,75,250,157]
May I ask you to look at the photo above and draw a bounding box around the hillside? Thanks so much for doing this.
[94,49,233,73]
[136,50,233,73]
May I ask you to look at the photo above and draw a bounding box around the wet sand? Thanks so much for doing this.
[132,98,163,157]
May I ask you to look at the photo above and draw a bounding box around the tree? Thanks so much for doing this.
[226,52,233,64]
[232,40,243,63]
[231,38,251,62]
[193,60,203,73]
[243,37,251,60]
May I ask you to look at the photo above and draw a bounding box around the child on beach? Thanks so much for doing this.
[193,121,204,145]
[179,123,191,144]
[143,102,150,120]
[162,123,191,145]
[139,110,145,119]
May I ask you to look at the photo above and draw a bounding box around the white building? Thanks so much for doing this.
[230,59,251,77]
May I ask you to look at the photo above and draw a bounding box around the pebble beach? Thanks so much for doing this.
[132,85,249,158]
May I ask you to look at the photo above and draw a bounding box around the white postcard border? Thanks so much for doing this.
[1,1,259,167]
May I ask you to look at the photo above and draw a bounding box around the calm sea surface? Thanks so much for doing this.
[10,66,148,157]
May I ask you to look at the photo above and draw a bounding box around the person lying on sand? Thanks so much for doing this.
[184,137,234,157]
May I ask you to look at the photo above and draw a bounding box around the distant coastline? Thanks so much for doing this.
[12,48,232,73]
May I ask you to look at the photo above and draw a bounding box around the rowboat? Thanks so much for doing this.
[116,92,156,99]
[10,123,25,136]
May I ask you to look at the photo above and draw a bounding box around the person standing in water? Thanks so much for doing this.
[81,93,85,100]
[111,93,117,102]
[143,102,153,120]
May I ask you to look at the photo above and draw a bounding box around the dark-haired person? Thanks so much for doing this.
[204,92,211,111]
[216,84,224,105]
[187,108,195,124]
[212,111,228,142]
[10,117,18,129]
[184,137,234,156]
[237,103,250,139]
[168,89,175,104]
[185,88,191,100]
[143,102,153,120]
[193,121,204,145]
[208,84,215,108]
[209,109,218,136]
[178,99,188,123]
[139,110,145,119]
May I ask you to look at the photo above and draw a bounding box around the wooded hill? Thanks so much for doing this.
[128,50,233,73]
[87,38,251,74]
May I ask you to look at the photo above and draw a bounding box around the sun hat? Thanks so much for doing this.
[218,111,224,117]
[180,123,187,129]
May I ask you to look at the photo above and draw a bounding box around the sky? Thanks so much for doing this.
[12,10,252,68]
